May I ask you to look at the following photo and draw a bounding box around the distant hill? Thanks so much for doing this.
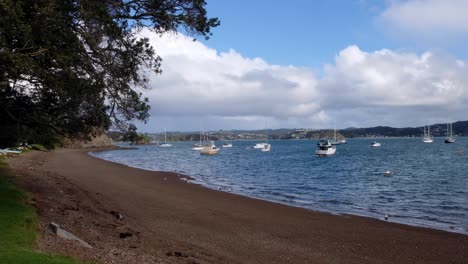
[339,121,468,138]
[107,121,468,142]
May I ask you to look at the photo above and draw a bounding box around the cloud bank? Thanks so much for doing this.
[139,29,468,131]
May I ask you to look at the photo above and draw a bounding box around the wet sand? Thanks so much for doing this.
[8,149,468,264]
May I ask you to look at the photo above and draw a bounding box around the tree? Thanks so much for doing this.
[122,124,138,143]
[0,0,219,147]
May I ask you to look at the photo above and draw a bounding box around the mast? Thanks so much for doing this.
[334,121,336,142]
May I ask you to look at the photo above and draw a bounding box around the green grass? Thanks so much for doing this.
[0,157,81,264]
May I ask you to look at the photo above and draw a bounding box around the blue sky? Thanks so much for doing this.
[202,1,387,68]
[138,0,468,132]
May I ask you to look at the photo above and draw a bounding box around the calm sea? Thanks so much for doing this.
[90,138,468,234]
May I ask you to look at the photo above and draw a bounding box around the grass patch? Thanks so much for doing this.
[0,158,81,264]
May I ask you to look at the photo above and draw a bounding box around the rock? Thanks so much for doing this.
[110,210,124,220]
[119,232,132,238]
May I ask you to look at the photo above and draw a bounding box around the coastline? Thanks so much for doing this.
[8,148,468,264]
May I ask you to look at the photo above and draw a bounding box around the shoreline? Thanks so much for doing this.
[8,148,468,264]
[90,147,468,236]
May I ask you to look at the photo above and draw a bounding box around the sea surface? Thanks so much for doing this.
[90,138,468,234]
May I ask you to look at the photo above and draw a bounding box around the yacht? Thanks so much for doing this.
[200,141,220,155]
[330,122,347,145]
[422,125,433,143]
[444,123,455,143]
[192,130,204,150]
[159,128,172,147]
[370,142,381,147]
[316,140,336,156]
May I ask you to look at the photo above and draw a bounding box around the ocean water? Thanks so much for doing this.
[90,138,468,234]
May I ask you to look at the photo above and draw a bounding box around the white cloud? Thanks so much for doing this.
[140,29,322,130]
[138,29,468,131]
[320,45,468,127]
[378,0,468,38]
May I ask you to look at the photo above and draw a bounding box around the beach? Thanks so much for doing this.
[8,149,468,264]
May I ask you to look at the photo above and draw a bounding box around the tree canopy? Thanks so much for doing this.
[0,0,219,148]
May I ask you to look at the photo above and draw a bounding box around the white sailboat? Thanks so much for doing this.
[422,125,433,143]
[192,130,204,150]
[444,123,455,143]
[331,121,347,145]
[159,128,172,147]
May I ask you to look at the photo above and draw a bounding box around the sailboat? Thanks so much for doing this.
[444,123,455,143]
[331,121,346,145]
[192,130,204,150]
[159,128,172,147]
[261,128,271,152]
[422,125,433,143]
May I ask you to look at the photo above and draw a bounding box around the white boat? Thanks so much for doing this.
[444,123,455,144]
[261,143,271,152]
[330,121,347,145]
[422,125,433,143]
[370,142,381,147]
[159,128,172,147]
[222,142,233,148]
[316,140,336,156]
[192,143,203,150]
[253,143,268,149]
[200,141,220,155]
[192,130,204,150]
[0,149,22,154]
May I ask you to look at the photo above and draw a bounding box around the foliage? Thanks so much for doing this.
[122,123,138,143]
[0,163,80,263]
[0,0,219,148]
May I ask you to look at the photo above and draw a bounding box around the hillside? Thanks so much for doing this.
[107,121,468,142]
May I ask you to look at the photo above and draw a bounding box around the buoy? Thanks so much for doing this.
[383,171,393,176]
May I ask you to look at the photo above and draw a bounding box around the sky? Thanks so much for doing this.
[137,0,468,132]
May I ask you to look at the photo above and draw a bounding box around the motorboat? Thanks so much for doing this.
[253,143,268,149]
[316,140,336,156]
[370,142,381,147]
[200,141,220,155]
[222,142,233,148]
[261,143,271,152]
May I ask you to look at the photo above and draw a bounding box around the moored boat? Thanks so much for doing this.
[261,143,271,152]
[444,123,455,144]
[316,140,336,156]
[200,141,220,155]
